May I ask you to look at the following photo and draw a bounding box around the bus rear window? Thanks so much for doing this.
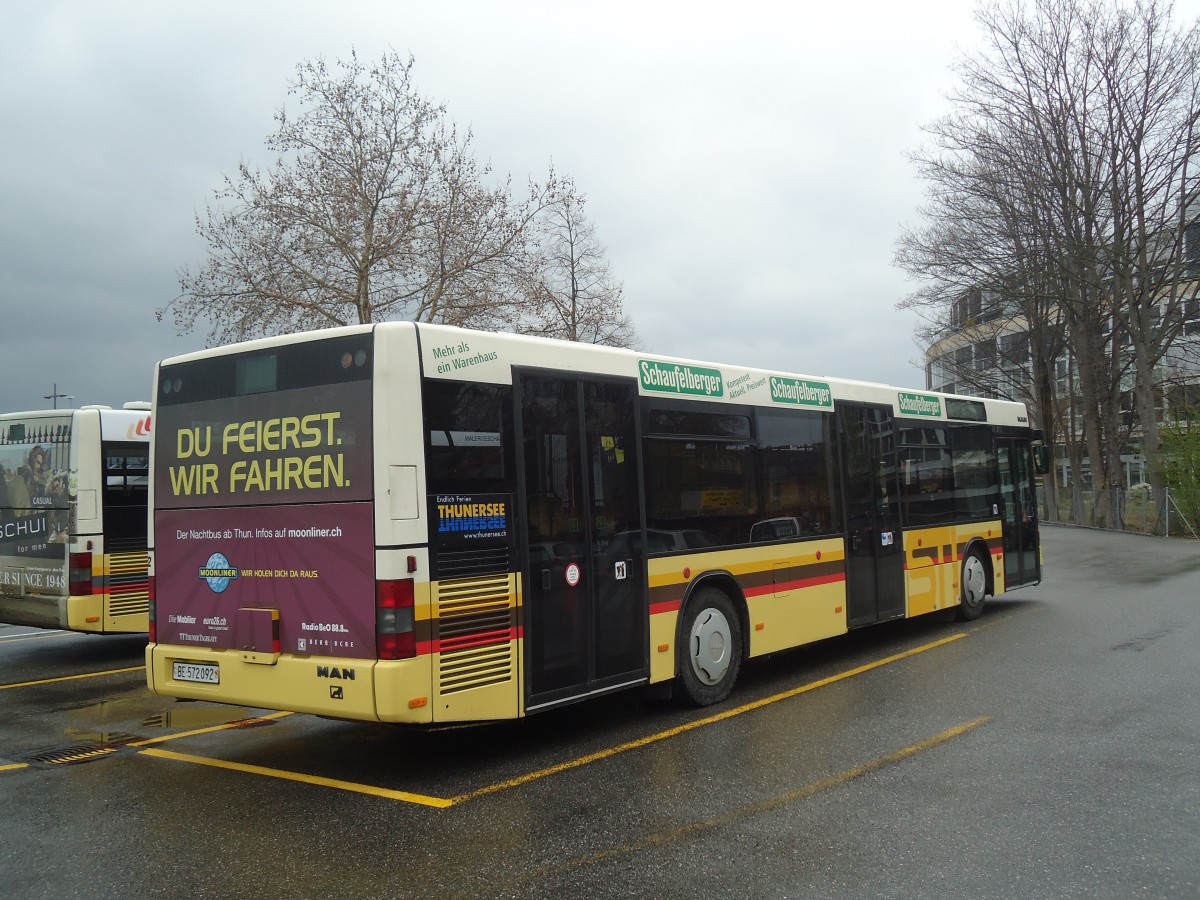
[236,354,277,395]
[157,333,372,406]
[104,442,149,501]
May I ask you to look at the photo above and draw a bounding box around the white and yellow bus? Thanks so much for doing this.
[1,404,152,633]
[145,323,1043,721]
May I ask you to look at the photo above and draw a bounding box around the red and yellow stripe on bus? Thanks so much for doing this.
[66,547,150,633]
[406,524,1006,719]
[647,539,848,683]
[903,522,1004,617]
[147,525,1010,724]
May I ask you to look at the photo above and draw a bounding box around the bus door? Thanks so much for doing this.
[516,372,648,710]
[837,403,906,626]
[996,438,1041,587]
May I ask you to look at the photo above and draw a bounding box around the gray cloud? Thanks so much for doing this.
[2,0,1052,413]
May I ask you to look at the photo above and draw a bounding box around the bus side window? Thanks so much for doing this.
[898,427,953,527]
[949,425,998,520]
[755,409,839,537]
[422,380,515,496]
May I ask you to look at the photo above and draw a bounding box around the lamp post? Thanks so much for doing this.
[44,384,73,409]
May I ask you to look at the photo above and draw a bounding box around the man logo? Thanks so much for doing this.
[330,686,344,700]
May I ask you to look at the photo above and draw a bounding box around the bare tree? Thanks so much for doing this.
[160,51,557,345]
[1093,0,1200,520]
[516,183,638,348]
[897,97,1072,518]
[898,0,1200,528]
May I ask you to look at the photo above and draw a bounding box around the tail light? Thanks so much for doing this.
[148,575,157,643]
[69,552,93,596]
[376,578,415,660]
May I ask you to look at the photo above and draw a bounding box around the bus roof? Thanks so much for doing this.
[155,321,1032,429]
[0,405,152,442]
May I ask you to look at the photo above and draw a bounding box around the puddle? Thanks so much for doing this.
[140,706,264,730]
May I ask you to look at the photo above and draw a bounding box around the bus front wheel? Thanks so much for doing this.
[676,587,743,706]
[957,550,989,621]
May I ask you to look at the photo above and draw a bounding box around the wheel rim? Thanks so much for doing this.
[963,554,987,606]
[688,607,732,685]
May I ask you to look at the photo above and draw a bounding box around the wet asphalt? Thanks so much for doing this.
[1,524,1198,899]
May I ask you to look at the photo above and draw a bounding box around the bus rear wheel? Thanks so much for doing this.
[957,549,989,621]
[676,587,742,706]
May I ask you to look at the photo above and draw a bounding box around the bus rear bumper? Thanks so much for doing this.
[145,643,435,724]
[67,594,148,634]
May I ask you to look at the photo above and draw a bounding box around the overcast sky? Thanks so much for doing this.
[0,0,1080,413]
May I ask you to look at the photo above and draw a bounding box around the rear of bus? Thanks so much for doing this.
[146,325,437,722]
[0,406,150,633]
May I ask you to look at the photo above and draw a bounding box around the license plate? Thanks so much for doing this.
[172,661,219,684]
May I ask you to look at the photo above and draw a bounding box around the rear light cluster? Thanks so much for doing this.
[376,579,416,659]
[69,552,93,596]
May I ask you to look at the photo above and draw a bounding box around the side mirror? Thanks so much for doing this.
[1032,444,1050,476]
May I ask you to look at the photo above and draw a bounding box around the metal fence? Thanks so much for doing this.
[1040,485,1200,538]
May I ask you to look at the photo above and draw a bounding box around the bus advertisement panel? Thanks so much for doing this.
[155,502,375,657]
[152,372,375,658]
[153,381,372,510]
[0,429,71,593]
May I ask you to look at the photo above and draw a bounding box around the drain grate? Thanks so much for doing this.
[24,734,140,767]
[25,743,120,766]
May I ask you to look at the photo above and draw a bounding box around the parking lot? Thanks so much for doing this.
[3,525,1198,899]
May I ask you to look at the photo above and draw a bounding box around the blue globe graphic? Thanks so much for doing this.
[203,552,235,593]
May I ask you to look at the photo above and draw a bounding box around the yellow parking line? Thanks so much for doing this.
[139,747,454,808]
[0,665,144,690]
[493,717,994,893]
[138,633,966,808]
[0,763,30,773]
[129,711,294,747]
[450,633,967,803]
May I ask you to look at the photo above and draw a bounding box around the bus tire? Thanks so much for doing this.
[957,548,989,621]
[676,587,743,706]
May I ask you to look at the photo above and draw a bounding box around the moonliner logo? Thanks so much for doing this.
[198,552,239,593]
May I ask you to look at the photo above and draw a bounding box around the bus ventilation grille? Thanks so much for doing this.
[106,535,148,553]
[435,573,516,695]
[435,547,510,580]
[107,550,150,617]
